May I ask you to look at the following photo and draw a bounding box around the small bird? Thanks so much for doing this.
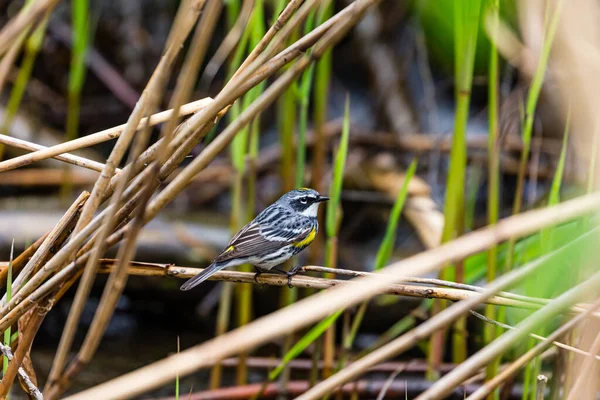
[180,188,329,291]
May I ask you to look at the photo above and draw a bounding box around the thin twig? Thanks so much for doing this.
[0,134,110,172]
[200,0,254,88]
[0,342,42,400]
[376,363,408,400]
[469,310,600,360]
[87,259,570,311]
[303,265,597,316]
[0,295,52,398]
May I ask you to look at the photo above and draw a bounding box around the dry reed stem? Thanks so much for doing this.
[0,343,41,399]
[302,265,599,315]
[0,295,52,398]
[0,134,111,172]
[46,3,214,396]
[0,0,59,57]
[297,228,599,400]
[201,0,254,86]
[466,298,600,400]
[3,122,217,330]
[0,191,89,306]
[233,0,303,78]
[62,190,600,400]
[0,97,212,172]
[143,0,363,222]
[0,25,29,96]
[103,0,352,199]
[92,260,559,310]
[147,0,323,167]
[416,270,600,400]
[217,356,456,373]
[43,2,205,396]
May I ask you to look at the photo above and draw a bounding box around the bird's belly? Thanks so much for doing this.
[250,246,299,270]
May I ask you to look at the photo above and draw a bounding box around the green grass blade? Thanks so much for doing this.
[326,94,350,238]
[66,0,90,142]
[295,10,318,187]
[175,336,180,400]
[547,108,570,208]
[484,1,501,397]
[374,158,418,270]
[435,0,482,370]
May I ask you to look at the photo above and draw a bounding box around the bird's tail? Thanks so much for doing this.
[180,263,224,291]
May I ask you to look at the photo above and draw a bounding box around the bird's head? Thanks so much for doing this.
[279,188,329,217]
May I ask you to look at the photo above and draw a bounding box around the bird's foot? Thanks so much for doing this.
[286,265,303,288]
[253,267,263,284]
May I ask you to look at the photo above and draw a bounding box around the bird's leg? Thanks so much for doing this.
[273,266,304,288]
[253,266,263,283]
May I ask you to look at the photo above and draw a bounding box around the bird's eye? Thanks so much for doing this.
[300,198,308,205]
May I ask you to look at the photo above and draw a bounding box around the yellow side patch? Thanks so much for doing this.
[294,227,316,248]
[225,245,235,253]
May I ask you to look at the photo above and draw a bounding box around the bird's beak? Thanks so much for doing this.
[317,195,329,202]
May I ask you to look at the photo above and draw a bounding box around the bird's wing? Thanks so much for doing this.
[214,217,314,262]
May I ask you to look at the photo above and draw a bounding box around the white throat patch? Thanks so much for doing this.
[300,202,320,217]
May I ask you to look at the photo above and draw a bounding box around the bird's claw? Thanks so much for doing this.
[253,268,263,283]
[286,265,303,289]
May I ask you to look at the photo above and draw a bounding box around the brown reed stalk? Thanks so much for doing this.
[0,191,89,306]
[43,2,205,394]
[0,98,212,173]
[45,2,216,396]
[0,294,53,397]
[87,259,599,314]
[0,0,350,175]
[0,24,29,97]
[0,0,59,57]
[201,0,254,88]
[0,135,110,172]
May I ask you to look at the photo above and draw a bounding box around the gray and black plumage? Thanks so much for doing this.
[180,188,329,291]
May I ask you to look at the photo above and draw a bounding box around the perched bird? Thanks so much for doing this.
[180,188,329,291]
